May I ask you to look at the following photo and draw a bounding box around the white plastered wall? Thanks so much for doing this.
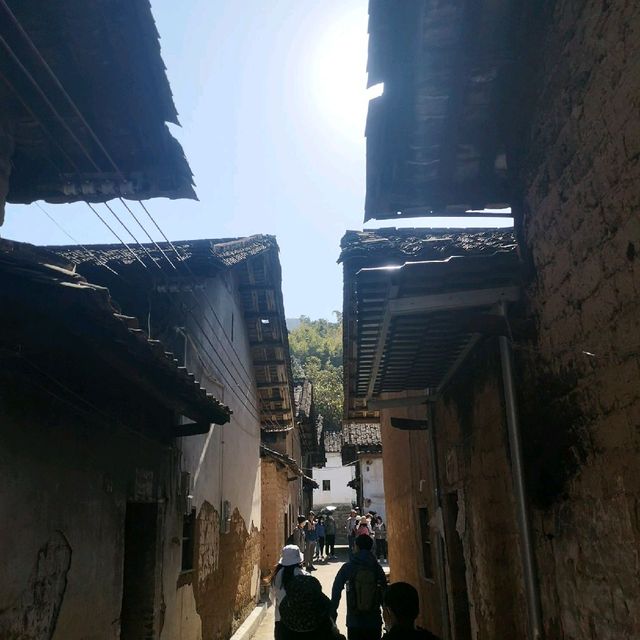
[312,452,356,506]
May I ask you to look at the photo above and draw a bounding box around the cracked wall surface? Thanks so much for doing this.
[193,506,261,640]
[0,531,71,640]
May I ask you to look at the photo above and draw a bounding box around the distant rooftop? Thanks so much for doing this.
[343,422,382,453]
[323,429,343,454]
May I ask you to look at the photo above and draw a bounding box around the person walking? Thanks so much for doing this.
[382,582,441,640]
[373,517,387,563]
[304,511,318,571]
[316,516,326,561]
[346,509,359,556]
[279,575,346,640]
[331,534,387,640]
[291,516,306,553]
[325,513,337,558]
[270,545,308,640]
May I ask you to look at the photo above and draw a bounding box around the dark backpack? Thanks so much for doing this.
[346,565,381,614]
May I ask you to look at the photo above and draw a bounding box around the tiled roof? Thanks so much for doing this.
[260,444,318,488]
[323,428,343,454]
[341,228,520,422]
[51,236,278,271]
[343,422,382,453]
[339,228,517,265]
[0,239,230,427]
[365,1,513,219]
[4,0,194,205]
[50,235,296,434]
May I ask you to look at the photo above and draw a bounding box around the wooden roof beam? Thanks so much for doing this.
[389,286,519,316]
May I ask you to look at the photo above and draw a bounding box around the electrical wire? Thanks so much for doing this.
[119,198,176,269]
[139,201,184,262]
[0,350,171,449]
[0,69,80,174]
[104,201,160,269]
[1,7,263,400]
[84,202,147,269]
[0,0,120,175]
[0,19,159,270]
[0,34,102,173]
[35,202,119,276]
[1,6,291,431]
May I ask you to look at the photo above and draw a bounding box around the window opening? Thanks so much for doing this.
[322,479,331,491]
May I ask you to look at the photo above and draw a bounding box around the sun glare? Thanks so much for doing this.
[309,6,370,139]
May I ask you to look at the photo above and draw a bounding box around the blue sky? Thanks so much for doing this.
[2,0,510,319]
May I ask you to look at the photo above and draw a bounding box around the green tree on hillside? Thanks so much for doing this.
[289,314,343,431]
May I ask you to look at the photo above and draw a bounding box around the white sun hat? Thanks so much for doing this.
[279,544,304,566]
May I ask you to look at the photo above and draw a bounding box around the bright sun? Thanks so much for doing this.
[309,5,374,140]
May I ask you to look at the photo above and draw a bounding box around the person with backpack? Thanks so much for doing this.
[382,582,441,640]
[279,575,346,640]
[331,534,387,640]
[270,545,308,640]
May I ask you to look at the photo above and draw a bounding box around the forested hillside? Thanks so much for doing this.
[288,314,343,431]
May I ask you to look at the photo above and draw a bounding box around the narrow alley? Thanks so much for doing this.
[1,1,639,640]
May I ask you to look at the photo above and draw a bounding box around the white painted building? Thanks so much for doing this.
[312,428,356,508]
[342,423,386,521]
[359,454,386,520]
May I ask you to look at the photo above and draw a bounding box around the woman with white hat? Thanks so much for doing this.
[270,545,309,639]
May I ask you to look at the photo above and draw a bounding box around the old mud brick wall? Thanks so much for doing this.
[378,399,439,635]
[193,504,260,640]
[513,1,640,638]
[435,342,527,640]
[260,460,290,575]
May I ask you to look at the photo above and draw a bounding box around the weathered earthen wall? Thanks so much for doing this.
[435,342,527,640]
[0,270,264,640]
[261,460,291,575]
[192,507,261,640]
[513,1,640,637]
[378,397,440,635]
[157,272,263,640]
[0,390,169,640]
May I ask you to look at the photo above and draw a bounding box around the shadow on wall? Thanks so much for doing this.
[0,531,72,640]
[517,359,592,509]
[192,504,261,640]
